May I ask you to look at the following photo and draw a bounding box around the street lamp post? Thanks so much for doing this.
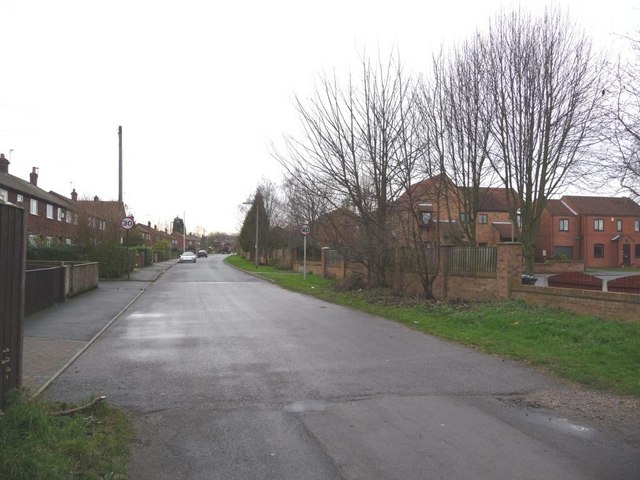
[243,200,259,268]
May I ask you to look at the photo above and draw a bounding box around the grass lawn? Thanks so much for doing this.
[0,394,133,480]
[226,255,640,397]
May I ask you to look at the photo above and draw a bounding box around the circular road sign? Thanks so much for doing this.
[300,223,311,236]
[121,216,135,230]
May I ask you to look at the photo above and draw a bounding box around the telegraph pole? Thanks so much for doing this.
[118,126,123,203]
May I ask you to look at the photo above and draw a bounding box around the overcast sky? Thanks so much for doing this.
[1,0,638,234]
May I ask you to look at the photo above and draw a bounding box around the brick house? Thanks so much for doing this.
[1,155,82,245]
[392,175,519,247]
[0,153,124,247]
[538,196,640,268]
[134,222,157,247]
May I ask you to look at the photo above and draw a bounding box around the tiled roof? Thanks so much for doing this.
[476,187,517,211]
[0,172,70,206]
[562,196,640,216]
[77,200,126,223]
[545,199,576,216]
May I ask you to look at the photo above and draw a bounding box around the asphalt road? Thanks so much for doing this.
[43,255,639,479]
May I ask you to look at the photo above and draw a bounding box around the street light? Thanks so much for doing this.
[243,199,259,268]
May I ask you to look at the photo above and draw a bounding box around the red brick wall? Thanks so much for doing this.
[512,285,640,323]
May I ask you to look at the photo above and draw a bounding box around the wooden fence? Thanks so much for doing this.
[25,265,66,316]
[448,246,497,274]
[0,203,25,411]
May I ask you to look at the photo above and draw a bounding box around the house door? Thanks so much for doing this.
[622,244,631,266]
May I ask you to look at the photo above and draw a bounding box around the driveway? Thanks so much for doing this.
[42,255,640,479]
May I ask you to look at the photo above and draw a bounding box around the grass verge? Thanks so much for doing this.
[0,393,133,480]
[226,255,640,397]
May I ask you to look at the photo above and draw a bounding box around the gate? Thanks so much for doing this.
[0,203,26,411]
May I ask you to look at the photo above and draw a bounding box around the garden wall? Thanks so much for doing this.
[512,284,640,323]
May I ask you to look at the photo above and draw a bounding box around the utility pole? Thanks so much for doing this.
[118,126,123,204]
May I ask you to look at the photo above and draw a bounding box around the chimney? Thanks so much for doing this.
[0,153,9,173]
[147,221,151,227]
[94,195,99,202]
[30,167,39,186]
[71,189,78,201]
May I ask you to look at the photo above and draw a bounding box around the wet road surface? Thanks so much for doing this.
[43,255,640,479]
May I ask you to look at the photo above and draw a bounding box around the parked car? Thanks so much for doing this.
[179,251,197,263]
[197,250,208,258]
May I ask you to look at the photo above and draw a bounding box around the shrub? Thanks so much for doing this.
[27,245,83,262]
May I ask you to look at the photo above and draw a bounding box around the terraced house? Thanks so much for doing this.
[0,153,123,247]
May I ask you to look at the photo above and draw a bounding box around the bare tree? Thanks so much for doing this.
[605,35,640,200]
[419,36,494,246]
[481,7,607,273]
[275,53,419,287]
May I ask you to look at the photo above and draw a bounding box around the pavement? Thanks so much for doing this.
[22,259,177,396]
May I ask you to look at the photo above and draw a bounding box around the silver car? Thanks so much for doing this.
[179,251,197,263]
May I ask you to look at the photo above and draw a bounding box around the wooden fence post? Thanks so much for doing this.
[0,204,26,411]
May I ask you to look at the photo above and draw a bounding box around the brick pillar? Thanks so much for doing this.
[437,244,451,300]
[321,247,328,278]
[496,242,523,299]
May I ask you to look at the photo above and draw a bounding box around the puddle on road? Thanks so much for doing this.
[283,400,331,413]
[525,411,595,438]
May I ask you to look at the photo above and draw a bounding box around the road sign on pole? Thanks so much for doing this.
[300,224,310,280]
[121,216,135,230]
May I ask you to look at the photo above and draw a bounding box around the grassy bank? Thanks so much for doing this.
[0,394,133,480]
[226,255,640,397]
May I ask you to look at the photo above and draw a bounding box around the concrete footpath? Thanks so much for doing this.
[22,260,177,396]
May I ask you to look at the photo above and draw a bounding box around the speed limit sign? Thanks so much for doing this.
[121,216,135,230]
[300,223,311,236]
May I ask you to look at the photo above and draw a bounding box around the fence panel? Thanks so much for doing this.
[325,249,343,267]
[607,275,640,295]
[0,203,26,411]
[448,247,497,274]
[547,272,603,291]
[396,247,438,273]
[24,266,65,316]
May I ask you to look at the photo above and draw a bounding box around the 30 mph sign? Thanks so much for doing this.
[300,224,311,236]
[121,216,135,230]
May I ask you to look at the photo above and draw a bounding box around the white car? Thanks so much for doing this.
[179,251,197,263]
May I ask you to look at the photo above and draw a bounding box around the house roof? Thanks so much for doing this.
[562,196,640,216]
[398,175,517,213]
[545,199,577,216]
[475,187,516,212]
[0,171,70,207]
[77,199,126,223]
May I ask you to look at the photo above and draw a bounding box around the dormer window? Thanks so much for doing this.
[421,211,432,225]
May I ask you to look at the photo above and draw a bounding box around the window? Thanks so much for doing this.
[635,220,640,232]
[65,238,72,246]
[617,220,622,232]
[421,212,432,225]
[460,212,469,223]
[0,188,7,202]
[594,219,604,231]
[66,211,73,223]
[594,243,605,258]
[30,199,38,215]
[17,194,23,203]
[635,244,640,258]
[46,204,54,219]
[478,213,488,224]
[559,219,569,231]
[28,235,38,246]
[57,208,63,222]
